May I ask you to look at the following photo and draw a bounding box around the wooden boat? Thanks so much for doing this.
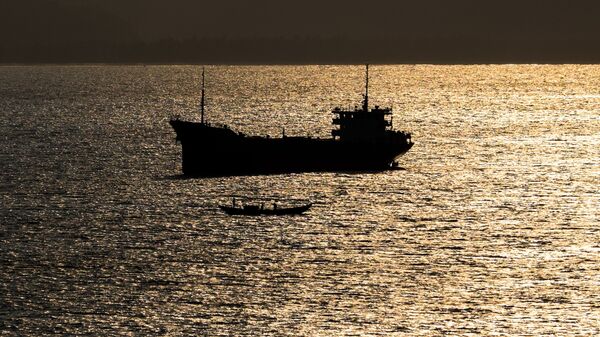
[219,202,312,216]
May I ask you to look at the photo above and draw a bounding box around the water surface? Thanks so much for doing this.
[1,65,599,336]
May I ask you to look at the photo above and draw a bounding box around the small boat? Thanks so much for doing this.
[219,201,312,216]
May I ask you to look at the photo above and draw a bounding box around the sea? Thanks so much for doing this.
[1,65,599,336]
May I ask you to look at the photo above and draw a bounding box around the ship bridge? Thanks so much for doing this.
[331,105,393,141]
[331,64,401,142]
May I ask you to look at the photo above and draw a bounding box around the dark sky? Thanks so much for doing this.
[2,0,600,62]
[132,0,599,40]
[3,0,600,41]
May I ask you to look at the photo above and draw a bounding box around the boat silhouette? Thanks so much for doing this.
[219,202,312,216]
[169,65,413,176]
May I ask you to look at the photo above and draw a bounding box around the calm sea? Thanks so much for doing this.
[1,65,599,336]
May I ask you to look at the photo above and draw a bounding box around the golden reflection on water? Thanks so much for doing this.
[0,65,599,336]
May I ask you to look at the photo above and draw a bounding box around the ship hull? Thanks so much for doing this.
[171,120,413,176]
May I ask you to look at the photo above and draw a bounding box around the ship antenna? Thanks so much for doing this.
[363,64,369,112]
[200,66,205,124]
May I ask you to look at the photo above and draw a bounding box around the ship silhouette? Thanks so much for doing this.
[169,65,413,176]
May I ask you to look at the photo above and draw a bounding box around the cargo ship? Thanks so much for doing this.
[169,65,413,176]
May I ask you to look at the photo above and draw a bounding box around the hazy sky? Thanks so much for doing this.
[2,0,600,63]
[2,0,600,42]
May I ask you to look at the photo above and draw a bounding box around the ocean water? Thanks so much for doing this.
[1,65,599,336]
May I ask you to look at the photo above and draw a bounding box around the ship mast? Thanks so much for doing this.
[363,64,369,112]
[200,66,205,124]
